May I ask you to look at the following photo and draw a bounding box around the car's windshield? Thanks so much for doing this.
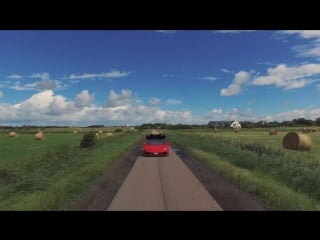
[145,139,166,145]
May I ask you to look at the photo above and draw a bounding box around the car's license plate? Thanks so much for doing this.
[154,153,159,155]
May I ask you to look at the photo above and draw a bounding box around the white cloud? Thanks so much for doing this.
[11,82,35,91]
[0,89,204,126]
[2,73,65,91]
[149,97,161,105]
[211,108,222,114]
[224,108,256,120]
[30,73,48,80]
[23,72,63,91]
[105,89,133,108]
[205,107,270,122]
[7,74,22,80]
[0,90,82,123]
[2,88,320,126]
[220,71,251,96]
[292,45,320,58]
[69,73,97,79]
[220,68,233,73]
[251,63,320,90]
[275,108,320,121]
[0,91,3,98]
[279,30,320,57]
[280,30,320,40]
[15,90,54,113]
[69,70,129,80]
[9,80,63,91]
[166,99,182,105]
[74,90,95,108]
[215,30,256,34]
[36,79,61,90]
[203,76,218,81]
[155,30,177,34]
[205,106,320,123]
[206,109,223,119]
[48,95,70,116]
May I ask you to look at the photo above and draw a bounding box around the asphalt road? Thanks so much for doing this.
[107,148,223,211]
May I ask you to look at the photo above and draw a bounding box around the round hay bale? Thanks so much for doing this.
[283,132,312,150]
[9,131,18,138]
[269,129,278,135]
[35,131,45,141]
[95,132,100,139]
[302,128,310,133]
[150,129,161,135]
[73,130,78,134]
[106,132,113,137]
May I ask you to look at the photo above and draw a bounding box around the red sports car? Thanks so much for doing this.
[142,138,170,157]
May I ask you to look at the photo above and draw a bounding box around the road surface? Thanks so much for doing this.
[107,148,223,211]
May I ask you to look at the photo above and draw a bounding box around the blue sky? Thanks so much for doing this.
[0,30,320,126]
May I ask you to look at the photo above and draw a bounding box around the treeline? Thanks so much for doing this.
[1,117,320,130]
[138,123,209,129]
[87,125,105,128]
[138,118,320,130]
[0,125,71,130]
[0,125,106,130]
[240,118,320,128]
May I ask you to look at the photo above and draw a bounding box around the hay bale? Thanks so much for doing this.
[98,130,103,134]
[95,132,100,139]
[150,129,161,135]
[269,129,278,135]
[73,130,78,134]
[9,131,18,137]
[302,128,311,133]
[283,132,312,150]
[35,131,45,140]
[106,132,113,137]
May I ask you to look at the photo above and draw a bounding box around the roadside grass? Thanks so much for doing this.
[0,131,144,210]
[168,129,320,210]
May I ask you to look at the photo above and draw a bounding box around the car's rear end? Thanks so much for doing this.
[142,139,170,157]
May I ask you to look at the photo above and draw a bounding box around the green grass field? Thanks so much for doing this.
[167,128,320,210]
[0,130,144,210]
[3,127,320,210]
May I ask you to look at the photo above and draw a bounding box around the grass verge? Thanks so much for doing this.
[168,130,320,210]
[0,132,144,210]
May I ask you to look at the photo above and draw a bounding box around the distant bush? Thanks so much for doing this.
[114,128,123,133]
[80,132,97,148]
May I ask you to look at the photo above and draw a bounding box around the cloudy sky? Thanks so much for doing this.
[0,30,320,126]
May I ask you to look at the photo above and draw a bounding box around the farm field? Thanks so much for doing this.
[2,126,320,211]
[167,128,320,210]
[0,129,145,210]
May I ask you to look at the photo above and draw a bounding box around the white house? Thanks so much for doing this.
[230,121,241,129]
